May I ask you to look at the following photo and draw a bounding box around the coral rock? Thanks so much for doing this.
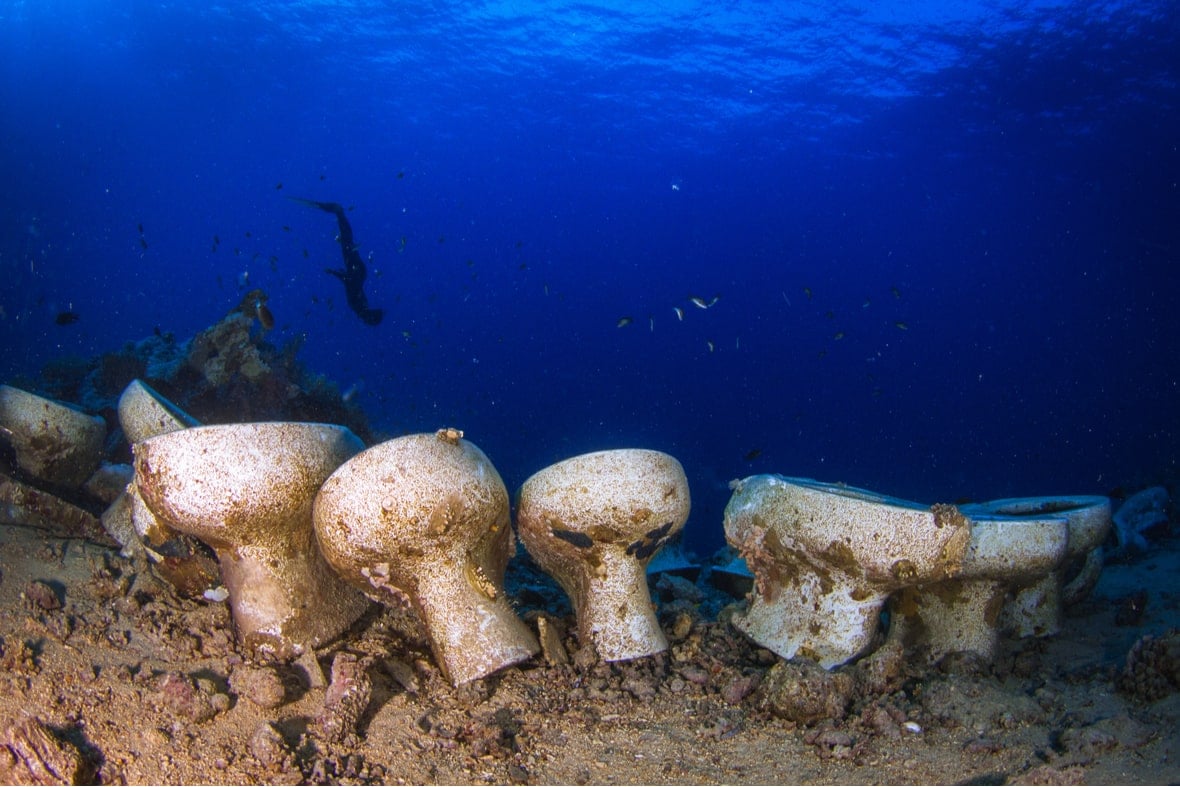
[1119,630,1180,702]
[756,660,854,725]
[314,652,372,745]
[0,714,84,786]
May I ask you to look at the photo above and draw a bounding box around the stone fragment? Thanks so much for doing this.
[150,672,218,723]
[248,722,290,768]
[0,714,84,785]
[230,665,287,709]
[756,660,854,725]
[314,652,372,745]
[0,472,109,544]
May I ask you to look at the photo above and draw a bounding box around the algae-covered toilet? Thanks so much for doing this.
[724,475,972,668]
[960,496,1111,638]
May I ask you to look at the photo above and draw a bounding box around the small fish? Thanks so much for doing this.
[55,311,80,326]
[706,340,714,352]
[803,287,813,299]
[895,321,909,330]
[256,301,275,330]
[690,296,709,310]
[891,286,901,299]
[673,306,684,321]
[213,234,220,245]
[282,225,291,232]
[744,449,762,462]
[862,299,871,308]
[617,316,633,328]
[139,237,148,250]
[833,331,845,340]
[649,316,654,332]
[275,182,283,190]
[137,222,144,234]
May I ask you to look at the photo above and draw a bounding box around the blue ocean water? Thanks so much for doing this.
[1,1,1176,553]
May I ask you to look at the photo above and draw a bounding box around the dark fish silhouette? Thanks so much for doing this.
[236,289,275,330]
[289,197,384,326]
[55,311,80,326]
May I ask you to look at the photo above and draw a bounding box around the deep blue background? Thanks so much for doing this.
[2,1,1177,552]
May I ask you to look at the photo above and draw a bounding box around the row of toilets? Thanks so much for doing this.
[0,381,1109,686]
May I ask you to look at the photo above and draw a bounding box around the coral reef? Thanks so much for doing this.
[1120,630,1180,702]
[18,295,373,450]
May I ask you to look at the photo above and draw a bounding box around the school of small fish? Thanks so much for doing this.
[614,284,910,360]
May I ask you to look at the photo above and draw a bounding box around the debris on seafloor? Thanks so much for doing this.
[1112,486,1171,558]
[0,713,86,785]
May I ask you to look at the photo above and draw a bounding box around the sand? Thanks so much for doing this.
[1,519,1177,786]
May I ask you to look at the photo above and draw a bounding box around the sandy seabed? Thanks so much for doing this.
[0,519,1177,786]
